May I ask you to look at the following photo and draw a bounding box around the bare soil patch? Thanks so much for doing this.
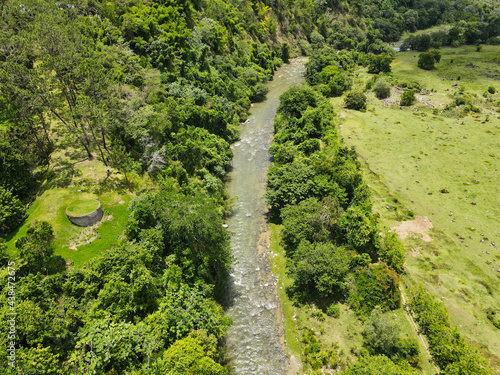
[391,215,433,242]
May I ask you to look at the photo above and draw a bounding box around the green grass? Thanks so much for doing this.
[66,198,100,217]
[6,184,132,269]
[335,45,500,371]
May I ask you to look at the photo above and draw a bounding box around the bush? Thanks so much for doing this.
[344,91,367,110]
[326,303,340,318]
[488,86,496,94]
[417,49,441,70]
[400,90,416,106]
[373,79,391,99]
[317,66,350,97]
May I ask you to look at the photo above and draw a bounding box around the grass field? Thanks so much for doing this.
[334,45,500,371]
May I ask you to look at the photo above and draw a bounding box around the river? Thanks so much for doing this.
[223,59,305,374]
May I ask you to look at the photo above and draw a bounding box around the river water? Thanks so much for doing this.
[223,59,305,374]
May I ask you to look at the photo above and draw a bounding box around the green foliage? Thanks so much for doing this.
[408,284,492,374]
[363,307,420,367]
[400,90,416,106]
[301,328,340,371]
[146,283,230,347]
[373,79,392,100]
[265,159,319,218]
[349,264,401,316]
[317,66,351,97]
[326,303,340,318]
[344,91,367,111]
[17,345,63,375]
[15,221,65,275]
[487,85,496,94]
[281,197,342,255]
[277,85,321,119]
[418,50,441,70]
[126,190,231,286]
[379,232,406,273]
[159,330,228,375]
[0,186,25,237]
[341,355,416,375]
[338,206,379,258]
[68,318,158,374]
[368,54,393,74]
[288,240,355,299]
[0,134,37,199]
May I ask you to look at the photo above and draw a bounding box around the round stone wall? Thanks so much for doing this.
[67,204,103,227]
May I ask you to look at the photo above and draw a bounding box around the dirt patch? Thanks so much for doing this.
[391,215,433,242]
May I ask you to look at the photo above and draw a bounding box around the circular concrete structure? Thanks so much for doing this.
[66,200,103,227]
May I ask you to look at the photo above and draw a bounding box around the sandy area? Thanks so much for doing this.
[391,215,433,242]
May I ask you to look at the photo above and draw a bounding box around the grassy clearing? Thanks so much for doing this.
[5,186,131,269]
[5,138,136,269]
[336,45,500,371]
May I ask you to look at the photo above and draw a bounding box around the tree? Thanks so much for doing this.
[0,186,25,237]
[17,345,63,375]
[400,90,416,106]
[368,54,393,74]
[317,66,350,97]
[277,85,320,118]
[344,91,367,111]
[338,206,379,257]
[126,191,231,286]
[15,221,64,275]
[68,318,160,374]
[146,284,230,347]
[265,158,318,218]
[418,50,440,70]
[281,197,342,255]
[281,42,291,63]
[379,232,406,273]
[157,330,228,375]
[363,307,420,366]
[288,241,355,299]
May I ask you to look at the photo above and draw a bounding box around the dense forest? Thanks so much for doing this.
[0,0,499,373]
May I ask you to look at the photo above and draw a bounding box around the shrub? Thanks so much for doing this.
[344,91,367,110]
[317,66,350,97]
[326,303,340,318]
[373,79,391,99]
[488,86,496,94]
[400,90,416,106]
[417,49,440,70]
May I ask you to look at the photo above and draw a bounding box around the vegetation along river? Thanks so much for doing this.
[223,59,305,374]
